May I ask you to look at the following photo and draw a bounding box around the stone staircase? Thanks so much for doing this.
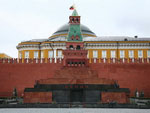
[37,66,116,85]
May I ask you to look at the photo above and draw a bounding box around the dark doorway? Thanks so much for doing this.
[70,90,83,102]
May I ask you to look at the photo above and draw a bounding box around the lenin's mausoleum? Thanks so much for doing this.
[0,8,150,104]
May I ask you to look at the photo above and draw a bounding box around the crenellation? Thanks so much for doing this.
[1,58,150,64]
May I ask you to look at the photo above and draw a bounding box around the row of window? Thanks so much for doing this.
[20,50,62,59]
[92,50,150,58]
[20,50,150,59]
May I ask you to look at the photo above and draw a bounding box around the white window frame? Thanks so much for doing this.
[120,50,125,58]
[34,51,38,59]
[111,50,116,58]
[129,50,134,58]
[57,50,62,58]
[147,50,150,58]
[48,51,53,58]
[41,51,44,59]
[87,51,89,58]
[138,50,143,58]
[19,52,22,59]
[102,50,107,58]
[25,51,29,59]
[93,50,98,58]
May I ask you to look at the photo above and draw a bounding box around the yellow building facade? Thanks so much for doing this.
[17,38,150,60]
[16,11,150,61]
[0,53,12,59]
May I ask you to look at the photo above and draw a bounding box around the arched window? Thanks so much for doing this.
[76,18,79,22]
[76,35,79,40]
[76,45,81,50]
[71,35,74,40]
[72,18,74,22]
[69,45,74,50]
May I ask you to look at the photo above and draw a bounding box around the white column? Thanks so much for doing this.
[54,49,57,63]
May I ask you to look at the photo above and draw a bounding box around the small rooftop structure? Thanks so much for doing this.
[0,53,12,59]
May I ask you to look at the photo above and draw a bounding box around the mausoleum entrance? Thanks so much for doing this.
[70,89,83,102]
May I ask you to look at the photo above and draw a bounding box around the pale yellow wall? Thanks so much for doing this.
[19,50,41,59]
[86,41,150,59]
[88,49,149,59]
[18,49,150,59]
[0,53,12,58]
[143,49,147,58]
[43,49,52,58]
[19,49,53,59]
[17,40,150,59]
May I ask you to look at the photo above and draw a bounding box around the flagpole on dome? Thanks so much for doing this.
[69,4,76,10]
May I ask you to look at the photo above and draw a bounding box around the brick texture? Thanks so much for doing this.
[0,63,150,98]
[101,92,130,103]
[23,92,52,103]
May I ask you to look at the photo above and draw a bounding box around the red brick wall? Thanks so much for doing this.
[0,63,61,97]
[23,92,52,103]
[89,63,150,97]
[0,61,150,98]
[101,92,129,103]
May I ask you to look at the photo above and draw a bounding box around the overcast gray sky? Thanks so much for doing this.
[0,0,150,58]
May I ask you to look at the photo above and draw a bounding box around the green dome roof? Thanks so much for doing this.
[50,23,96,38]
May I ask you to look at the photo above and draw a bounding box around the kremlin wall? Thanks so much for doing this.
[0,58,150,98]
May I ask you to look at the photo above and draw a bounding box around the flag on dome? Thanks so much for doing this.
[70,5,75,10]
